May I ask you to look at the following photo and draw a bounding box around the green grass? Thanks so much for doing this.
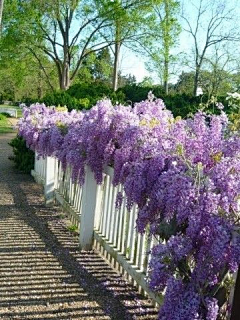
[16,109,23,118]
[67,225,78,233]
[0,114,15,134]
[0,104,22,133]
[0,104,22,118]
[0,126,15,134]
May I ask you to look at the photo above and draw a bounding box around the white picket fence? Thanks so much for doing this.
[0,107,18,118]
[31,154,162,305]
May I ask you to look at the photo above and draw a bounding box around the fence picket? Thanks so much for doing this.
[32,155,163,305]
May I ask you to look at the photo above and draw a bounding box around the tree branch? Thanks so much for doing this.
[28,47,55,92]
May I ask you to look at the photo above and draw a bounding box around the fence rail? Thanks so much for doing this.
[31,154,162,305]
[0,107,17,118]
[31,153,240,315]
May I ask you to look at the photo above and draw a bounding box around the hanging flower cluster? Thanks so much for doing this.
[18,104,84,158]
[18,99,240,320]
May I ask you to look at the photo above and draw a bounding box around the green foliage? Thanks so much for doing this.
[138,76,155,87]
[0,112,11,118]
[9,136,34,173]
[0,113,14,133]
[119,84,204,117]
[76,48,114,85]
[2,0,120,91]
[175,70,234,98]
[145,0,181,91]
[42,91,80,110]
[0,1,59,103]
[175,72,195,95]
[118,84,152,102]
[67,82,112,100]
[40,82,235,118]
[0,113,7,120]
[93,48,113,84]
[68,82,126,106]
[42,82,126,110]
[78,98,90,109]
[67,225,78,233]
[0,42,58,102]
[41,82,204,117]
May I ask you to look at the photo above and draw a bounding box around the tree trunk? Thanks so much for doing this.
[163,0,170,95]
[164,59,169,95]
[60,63,70,90]
[65,64,70,89]
[59,27,71,90]
[113,41,121,92]
[230,268,240,320]
[193,66,200,96]
[37,69,43,99]
[113,13,121,92]
[0,0,4,31]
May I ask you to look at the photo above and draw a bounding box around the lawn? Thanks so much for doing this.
[0,104,22,118]
[0,114,18,134]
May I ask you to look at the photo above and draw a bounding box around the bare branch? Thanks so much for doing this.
[28,47,55,92]
[181,0,239,95]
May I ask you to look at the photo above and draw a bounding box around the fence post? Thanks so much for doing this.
[94,184,104,231]
[34,152,40,175]
[31,152,43,185]
[44,156,56,205]
[79,166,100,251]
[31,152,37,176]
[230,267,240,320]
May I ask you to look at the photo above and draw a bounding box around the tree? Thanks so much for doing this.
[175,71,195,94]
[3,0,163,92]
[139,76,154,87]
[94,48,113,84]
[118,73,136,87]
[0,0,4,29]
[232,72,240,92]
[97,0,162,91]
[98,0,141,91]
[3,0,135,90]
[0,50,58,101]
[0,2,59,100]
[75,48,113,85]
[34,0,115,90]
[201,45,236,96]
[181,0,239,96]
[145,0,180,94]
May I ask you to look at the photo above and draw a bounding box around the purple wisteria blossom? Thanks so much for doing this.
[18,99,240,320]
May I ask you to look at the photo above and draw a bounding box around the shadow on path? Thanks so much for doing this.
[0,134,158,320]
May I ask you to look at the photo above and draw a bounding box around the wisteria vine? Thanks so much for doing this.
[18,97,240,320]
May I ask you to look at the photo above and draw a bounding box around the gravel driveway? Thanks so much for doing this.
[0,133,158,320]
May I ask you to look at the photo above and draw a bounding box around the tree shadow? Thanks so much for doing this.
[0,172,158,320]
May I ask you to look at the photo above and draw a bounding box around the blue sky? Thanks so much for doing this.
[119,48,148,82]
[120,0,239,83]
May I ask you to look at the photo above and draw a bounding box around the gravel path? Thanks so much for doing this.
[7,118,19,128]
[0,134,158,320]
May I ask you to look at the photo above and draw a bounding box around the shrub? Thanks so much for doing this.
[41,83,126,111]
[0,113,7,120]
[40,83,236,117]
[78,98,90,109]
[9,136,34,173]
[0,112,11,118]
[67,82,126,108]
[67,82,112,100]
[41,91,78,110]
[21,97,38,106]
